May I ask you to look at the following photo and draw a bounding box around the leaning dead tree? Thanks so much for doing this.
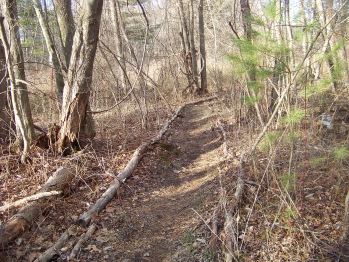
[0,167,74,249]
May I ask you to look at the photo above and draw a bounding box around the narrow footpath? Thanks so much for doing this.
[79,99,226,261]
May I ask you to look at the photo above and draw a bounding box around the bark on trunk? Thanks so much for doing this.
[189,0,199,91]
[239,0,264,126]
[110,0,128,93]
[315,0,338,91]
[32,0,67,100]
[52,0,75,67]
[198,0,207,94]
[0,1,34,162]
[58,0,104,155]
[178,0,193,89]
[2,1,34,142]
[0,42,12,139]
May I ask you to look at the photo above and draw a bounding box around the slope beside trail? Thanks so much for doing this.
[78,98,227,261]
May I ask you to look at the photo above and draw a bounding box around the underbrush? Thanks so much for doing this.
[214,100,349,261]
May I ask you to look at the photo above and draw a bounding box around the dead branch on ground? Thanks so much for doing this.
[34,228,73,262]
[215,119,247,261]
[77,97,217,227]
[0,191,62,213]
[69,224,97,260]
[0,167,74,249]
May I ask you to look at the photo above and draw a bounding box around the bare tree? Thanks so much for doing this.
[109,0,128,93]
[58,0,104,155]
[239,0,264,126]
[0,0,34,162]
[178,0,193,89]
[52,0,75,67]
[31,0,67,100]
[198,0,207,94]
[189,0,199,91]
[315,0,338,91]
[0,42,12,139]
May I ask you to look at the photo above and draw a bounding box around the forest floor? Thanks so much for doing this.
[1,96,349,261]
[74,98,243,261]
[0,97,249,261]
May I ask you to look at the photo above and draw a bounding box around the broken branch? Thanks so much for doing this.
[0,191,62,213]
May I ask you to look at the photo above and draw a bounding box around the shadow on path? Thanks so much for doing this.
[80,99,225,261]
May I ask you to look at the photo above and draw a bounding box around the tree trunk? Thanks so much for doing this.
[58,0,104,155]
[52,0,75,67]
[32,0,66,100]
[178,0,193,89]
[239,0,264,126]
[189,0,199,91]
[284,0,296,100]
[240,0,252,39]
[315,0,337,91]
[198,0,207,94]
[115,0,148,128]
[1,0,35,162]
[0,42,12,139]
[109,0,128,94]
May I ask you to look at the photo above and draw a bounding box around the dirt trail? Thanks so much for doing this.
[79,99,225,261]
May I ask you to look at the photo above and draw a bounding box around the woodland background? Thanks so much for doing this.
[1,0,349,261]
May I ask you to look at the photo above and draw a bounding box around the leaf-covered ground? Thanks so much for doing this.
[1,97,349,261]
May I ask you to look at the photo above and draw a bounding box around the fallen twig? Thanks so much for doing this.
[69,224,97,260]
[34,228,73,262]
[0,191,62,213]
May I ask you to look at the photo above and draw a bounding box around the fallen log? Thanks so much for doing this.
[77,105,185,227]
[0,191,62,213]
[209,206,222,260]
[224,209,236,262]
[0,167,74,249]
[77,97,217,227]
